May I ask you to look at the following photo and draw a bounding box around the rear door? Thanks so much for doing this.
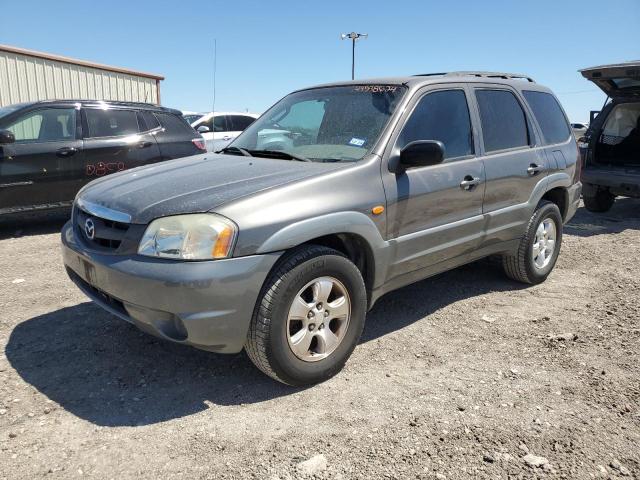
[382,86,485,279]
[193,115,229,152]
[470,86,548,244]
[82,107,144,183]
[135,110,163,165]
[0,106,84,211]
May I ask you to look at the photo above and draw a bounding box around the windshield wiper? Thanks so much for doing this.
[249,149,312,162]
[218,146,253,157]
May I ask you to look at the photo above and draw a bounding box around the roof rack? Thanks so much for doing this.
[34,99,162,108]
[414,71,536,83]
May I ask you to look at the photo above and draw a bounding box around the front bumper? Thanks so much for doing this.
[61,220,281,353]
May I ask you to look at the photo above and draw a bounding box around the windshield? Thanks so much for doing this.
[229,85,407,162]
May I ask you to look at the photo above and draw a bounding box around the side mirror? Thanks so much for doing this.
[197,125,210,134]
[0,129,15,145]
[399,140,445,169]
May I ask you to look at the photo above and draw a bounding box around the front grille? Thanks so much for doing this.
[75,208,130,251]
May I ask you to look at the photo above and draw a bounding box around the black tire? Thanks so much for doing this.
[501,201,563,285]
[245,245,367,386]
[583,189,615,213]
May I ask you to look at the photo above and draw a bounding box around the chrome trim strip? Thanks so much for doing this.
[76,198,132,224]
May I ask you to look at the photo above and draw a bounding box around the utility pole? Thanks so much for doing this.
[212,39,217,114]
[340,32,368,80]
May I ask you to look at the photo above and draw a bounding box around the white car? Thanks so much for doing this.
[191,112,258,152]
[181,111,206,125]
[570,122,589,138]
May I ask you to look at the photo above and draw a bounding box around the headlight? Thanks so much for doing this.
[138,214,237,260]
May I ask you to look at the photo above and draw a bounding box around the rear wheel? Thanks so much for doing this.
[245,245,366,386]
[583,189,615,213]
[502,201,563,285]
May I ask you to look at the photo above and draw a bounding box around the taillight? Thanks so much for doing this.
[192,138,206,151]
[574,138,583,183]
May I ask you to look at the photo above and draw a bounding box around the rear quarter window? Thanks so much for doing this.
[523,91,571,145]
[155,112,196,135]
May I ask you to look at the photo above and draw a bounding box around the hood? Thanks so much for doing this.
[77,154,346,224]
[580,61,640,98]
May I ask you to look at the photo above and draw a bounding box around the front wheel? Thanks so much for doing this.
[501,201,563,285]
[245,245,367,386]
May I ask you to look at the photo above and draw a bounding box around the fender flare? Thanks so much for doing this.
[255,211,391,288]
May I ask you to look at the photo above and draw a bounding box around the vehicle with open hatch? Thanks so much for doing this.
[0,100,205,216]
[577,61,640,212]
[61,72,581,385]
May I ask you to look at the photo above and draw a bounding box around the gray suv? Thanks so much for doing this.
[61,72,581,385]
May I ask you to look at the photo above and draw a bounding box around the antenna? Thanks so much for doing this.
[212,38,217,115]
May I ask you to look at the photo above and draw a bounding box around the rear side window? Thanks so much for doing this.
[475,90,529,152]
[85,109,139,138]
[228,115,255,131]
[155,112,196,135]
[398,89,474,159]
[523,91,571,145]
[140,111,161,131]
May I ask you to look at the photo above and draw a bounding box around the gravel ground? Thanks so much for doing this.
[0,200,638,480]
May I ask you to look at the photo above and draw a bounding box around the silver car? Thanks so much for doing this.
[62,72,581,385]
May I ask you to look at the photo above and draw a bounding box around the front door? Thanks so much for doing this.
[0,106,84,212]
[197,115,232,152]
[382,87,485,281]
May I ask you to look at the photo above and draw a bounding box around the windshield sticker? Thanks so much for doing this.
[354,85,398,93]
[349,137,366,147]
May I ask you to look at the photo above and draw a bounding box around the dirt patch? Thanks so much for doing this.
[1,200,639,479]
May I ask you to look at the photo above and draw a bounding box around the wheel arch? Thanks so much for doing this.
[540,186,569,221]
[255,212,389,308]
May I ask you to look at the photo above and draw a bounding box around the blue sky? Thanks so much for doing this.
[2,0,639,121]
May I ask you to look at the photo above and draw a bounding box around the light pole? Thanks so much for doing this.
[340,32,368,80]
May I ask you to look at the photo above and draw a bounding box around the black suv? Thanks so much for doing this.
[0,100,205,216]
[579,62,640,212]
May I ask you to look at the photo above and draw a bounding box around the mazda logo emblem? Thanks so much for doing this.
[84,218,95,240]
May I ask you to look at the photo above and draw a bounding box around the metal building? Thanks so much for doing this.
[0,44,163,108]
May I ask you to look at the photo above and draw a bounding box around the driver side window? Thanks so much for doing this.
[7,108,77,143]
[398,89,474,160]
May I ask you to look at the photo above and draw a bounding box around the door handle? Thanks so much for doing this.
[527,164,544,176]
[460,175,481,190]
[56,147,78,157]
[137,141,153,149]
[222,136,232,141]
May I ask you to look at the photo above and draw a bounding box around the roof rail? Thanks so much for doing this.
[414,71,536,83]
